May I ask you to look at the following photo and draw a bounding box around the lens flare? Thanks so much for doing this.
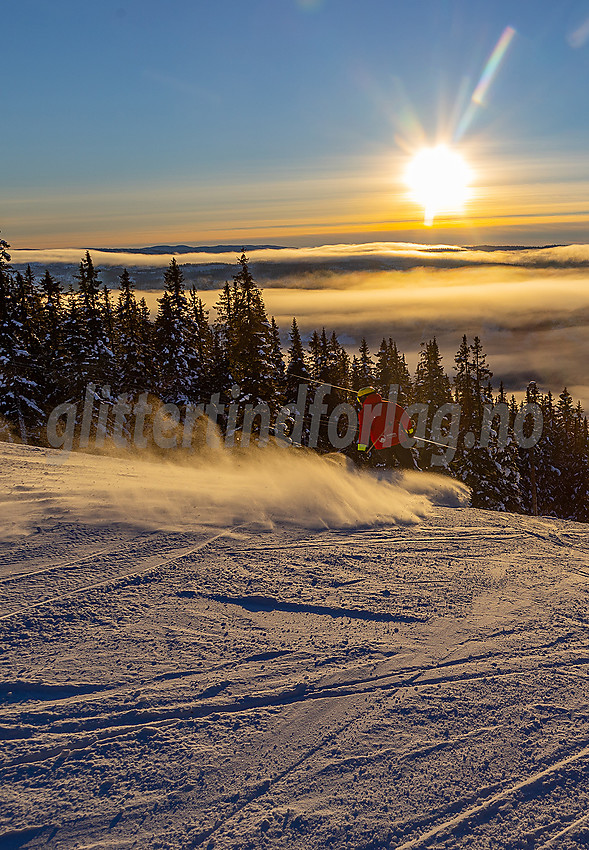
[405,145,472,226]
[472,25,516,106]
[455,25,516,141]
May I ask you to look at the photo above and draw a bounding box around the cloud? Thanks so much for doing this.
[11,240,589,274]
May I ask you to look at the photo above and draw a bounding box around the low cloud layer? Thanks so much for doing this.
[11,240,589,277]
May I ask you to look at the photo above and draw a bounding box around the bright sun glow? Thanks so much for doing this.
[405,145,472,226]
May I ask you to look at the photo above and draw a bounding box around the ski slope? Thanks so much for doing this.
[1,443,589,849]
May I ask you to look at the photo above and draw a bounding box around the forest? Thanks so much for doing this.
[0,235,587,523]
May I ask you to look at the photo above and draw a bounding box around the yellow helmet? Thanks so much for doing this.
[356,386,377,403]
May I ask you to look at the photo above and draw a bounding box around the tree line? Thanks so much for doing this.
[0,234,587,522]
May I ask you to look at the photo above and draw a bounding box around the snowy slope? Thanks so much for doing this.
[1,443,589,849]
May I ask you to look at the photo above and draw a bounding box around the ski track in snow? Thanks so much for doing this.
[1,443,589,849]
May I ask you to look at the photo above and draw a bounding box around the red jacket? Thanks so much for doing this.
[358,391,412,450]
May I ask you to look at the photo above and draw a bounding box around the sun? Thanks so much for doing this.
[405,145,472,226]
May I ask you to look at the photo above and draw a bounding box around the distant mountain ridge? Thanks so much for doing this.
[91,243,566,256]
[93,244,292,255]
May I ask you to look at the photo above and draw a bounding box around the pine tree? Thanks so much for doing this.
[215,281,236,353]
[350,356,361,390]
[375,339,389,391]
[100,285,116,389]
[551,388,588,520]
[187,285,214,397]
[269,317,286,407]
[155,291,185,401]
[76,252,102,344]
[571,402,589,522]
[322,331,353,448]
[0,258,45,442]
[557,387,575,435]
[453,334,493,446]
[374,338,413,403]
[332,333,352,393]
[215,252,278,414]
[0,248,28,439]
[414,337,452,469]
[451,335,522,510]
[324,331,348,391]
[233,252,277,408]
[471,335,493,428]
[307,328,341,436]
[0,236,15,439]
[154,258,198,403]
[72,252,114,390]
[208,327,231,396]
[38,269,66,408]
[137,297,156,389]
[61,286,90,402]
[286,318,309,400]
[0,234,10,269]
[356,337,374,387]
[453,334,475,428]
[535,391,557,517]
[308,329,327,381]
[114,269,154,395]
[15,268,43,359]
[188,286,213,365]
[414,337,451,407]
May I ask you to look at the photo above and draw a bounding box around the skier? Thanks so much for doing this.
[356,386,418,470]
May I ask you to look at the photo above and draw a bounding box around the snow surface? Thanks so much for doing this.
[1,443,589,849]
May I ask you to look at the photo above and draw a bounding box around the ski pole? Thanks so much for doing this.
[369,427,453,451]
[289,373,356,394]
[411,435,455,449]
[398,423,454,450]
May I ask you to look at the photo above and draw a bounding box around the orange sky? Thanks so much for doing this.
[5,149,589,249]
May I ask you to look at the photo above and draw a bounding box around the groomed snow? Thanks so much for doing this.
[1,443,588,849]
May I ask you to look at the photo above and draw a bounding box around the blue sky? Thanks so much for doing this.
[3,0,589,246]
